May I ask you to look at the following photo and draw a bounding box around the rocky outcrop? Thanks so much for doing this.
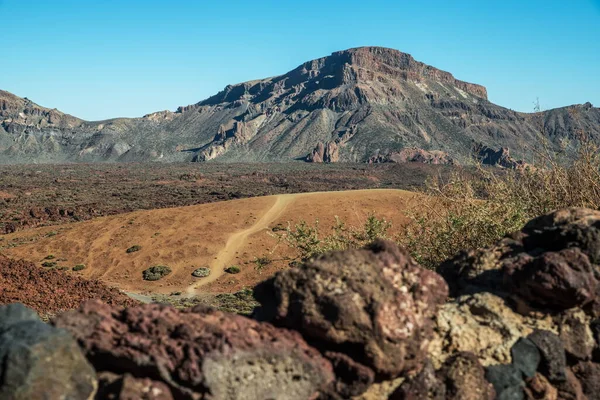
[254,240,448,380]
[0,303,97,400]
[306,141,340,163]
[474,144,530,169]
[368,148,457,165]
[432,207,600,400]
[53,300,335,399]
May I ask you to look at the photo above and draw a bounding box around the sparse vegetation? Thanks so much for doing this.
[399,136,600,269]
[151,288,258,315]
[225,265,241,274]
[72,264,86,271]
[253,256,272,271]
[41,261,57,268]
[44,255,55,260]
[126,245,142,254]
[273,213,392,262]
[142,265,172,281]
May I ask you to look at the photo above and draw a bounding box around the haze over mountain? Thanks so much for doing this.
[1,46,599,164]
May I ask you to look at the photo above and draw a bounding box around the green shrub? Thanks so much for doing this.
[41,261,57,268]
[44,255,55,260]
[126,245,142,253]
[142,265,171,281]
[225,265,241,274]
[72,264,86,271]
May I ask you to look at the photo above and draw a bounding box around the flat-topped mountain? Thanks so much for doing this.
[1,47,599,163]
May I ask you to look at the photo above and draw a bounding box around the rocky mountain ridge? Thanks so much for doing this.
[1,47,599,164]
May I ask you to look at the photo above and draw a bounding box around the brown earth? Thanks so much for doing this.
[0,189,418,296]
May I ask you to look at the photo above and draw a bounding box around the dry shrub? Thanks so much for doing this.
[400,138,600,269]
[273,213,392,262]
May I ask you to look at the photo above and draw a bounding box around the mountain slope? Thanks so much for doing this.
[1,47,599,164]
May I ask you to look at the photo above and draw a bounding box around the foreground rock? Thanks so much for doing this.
[0,303,97,399]
[438,207,600,312]
[433,207,600,399]
[254,240,448,381]
[53,300,335,399]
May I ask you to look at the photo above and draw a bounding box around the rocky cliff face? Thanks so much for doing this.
[1,47,599,164]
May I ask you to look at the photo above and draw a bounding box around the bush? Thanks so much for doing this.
[399,139,600,269]
[72,264,86,271]
[126,245,142,253]
[225,265,241,274]
[192,267,211,278]
[44,255,55,260]
[142,265,171,281]
[253,256,272,271]
[273,213,392,262]
[41,261,57,268]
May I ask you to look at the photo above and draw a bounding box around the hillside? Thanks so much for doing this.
[1,47,599,163]
[0,189,417,295]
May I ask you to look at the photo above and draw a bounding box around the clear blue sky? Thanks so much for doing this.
[1,0,598,121]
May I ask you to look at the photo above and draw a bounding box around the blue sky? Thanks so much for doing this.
[1,0,598,120]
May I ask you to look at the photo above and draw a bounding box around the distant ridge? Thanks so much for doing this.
[1,47,599,164]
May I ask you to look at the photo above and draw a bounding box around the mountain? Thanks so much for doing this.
[1,46,599,164]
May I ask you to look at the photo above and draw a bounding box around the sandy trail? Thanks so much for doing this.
[186,194,294,294]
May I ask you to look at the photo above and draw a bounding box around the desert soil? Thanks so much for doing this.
[1,189,419,296]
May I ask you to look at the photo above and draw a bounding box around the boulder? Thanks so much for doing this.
[429,292,555,367]
[0,303,97,400]
[528,330,567,383]
[390,353,494,400]
[53,300,334,399]
[439,208,600,313]
[254,240,448,378]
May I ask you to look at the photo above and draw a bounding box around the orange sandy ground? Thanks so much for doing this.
[1,189,420,296]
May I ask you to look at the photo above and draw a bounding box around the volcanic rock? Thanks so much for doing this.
[53,300,335,399]
[368,148,457,165]
[254,240,448,379]
[0,303,97,400]
[2,47,599,163]
[438,208,600,313]
[390,353,494,400]
[0,255,137,318]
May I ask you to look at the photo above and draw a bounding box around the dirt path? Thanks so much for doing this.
[185,194,294,294]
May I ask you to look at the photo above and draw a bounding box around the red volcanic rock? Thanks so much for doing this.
[0,256,136,317]
[53,301,335,400]
[254,240,448,379]
[306,141,340,163]
[504,248,599,311]
[368,148,457,165]
[439,208,600,311]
